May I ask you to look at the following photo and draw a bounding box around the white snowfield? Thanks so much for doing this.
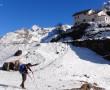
[0,43,110,90]
[0,25,110,90]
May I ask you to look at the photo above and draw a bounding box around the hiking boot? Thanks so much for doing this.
[20,84,26,89]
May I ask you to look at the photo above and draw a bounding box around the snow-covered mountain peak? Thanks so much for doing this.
[32,25,42,31]
[62,24,72,29]
[0,24,72,44]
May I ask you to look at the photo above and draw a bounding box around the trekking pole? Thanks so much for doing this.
[32,72,38,89]
[32,72,35,80]
[27,73,33,80]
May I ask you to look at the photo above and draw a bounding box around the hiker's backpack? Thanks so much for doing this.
[19,64,27,74]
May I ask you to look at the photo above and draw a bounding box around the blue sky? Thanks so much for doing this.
[0,0,106,35]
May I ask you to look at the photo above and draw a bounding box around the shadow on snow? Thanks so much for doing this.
[69,44,110,64]
[0,83,21,89]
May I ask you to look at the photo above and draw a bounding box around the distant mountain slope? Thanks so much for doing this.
[0,25,71,44]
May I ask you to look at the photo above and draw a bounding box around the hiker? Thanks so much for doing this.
[19,63,38,89]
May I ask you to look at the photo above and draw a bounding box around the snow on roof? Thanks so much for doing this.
[73,9,102,16]
[73,9,92,16]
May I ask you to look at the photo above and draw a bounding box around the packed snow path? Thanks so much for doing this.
[0,43,110,90]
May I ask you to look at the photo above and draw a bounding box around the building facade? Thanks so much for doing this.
[73,9,110,26]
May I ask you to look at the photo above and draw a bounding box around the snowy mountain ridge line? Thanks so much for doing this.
[0,24,71,44]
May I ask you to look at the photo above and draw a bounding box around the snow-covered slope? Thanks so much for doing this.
[0,25,110,90]
[0,43,110,90]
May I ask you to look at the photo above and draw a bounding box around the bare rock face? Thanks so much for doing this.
[80,82,105,90]
[73,39,110,60]
[80,83,90,90]
[66,82,105,90]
